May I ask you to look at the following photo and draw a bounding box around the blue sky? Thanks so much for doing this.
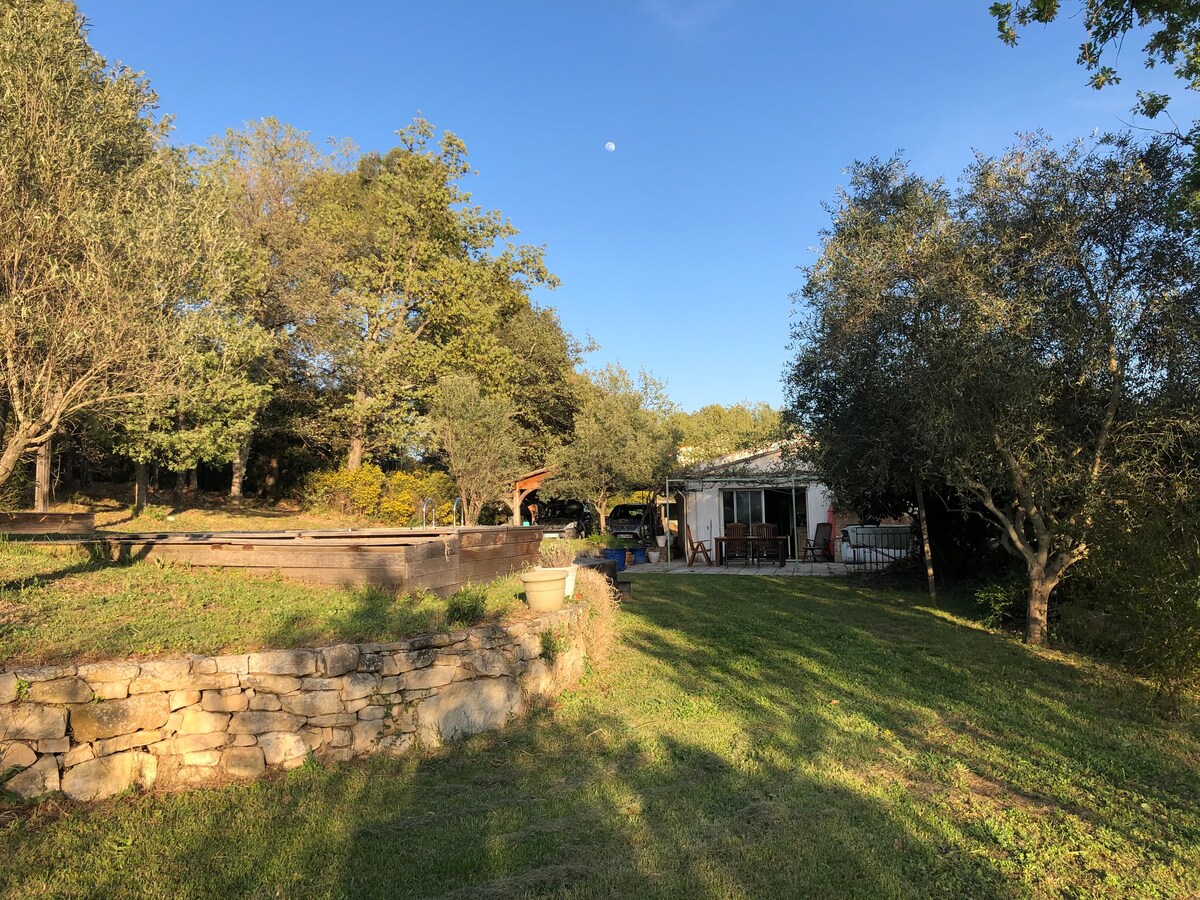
[81,1,1197,411]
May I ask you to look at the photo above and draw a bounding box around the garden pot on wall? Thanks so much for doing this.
[563,563,579,598]
[519,568,568,612]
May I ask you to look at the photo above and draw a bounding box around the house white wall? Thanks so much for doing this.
[675,447,835,559]
[806,484,834,539]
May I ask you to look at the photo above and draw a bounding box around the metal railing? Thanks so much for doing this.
[837,525,916,573]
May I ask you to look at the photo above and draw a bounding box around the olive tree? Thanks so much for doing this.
[0,0,235,490]
[548,367,677,533]
[428,375,525,526]
[788,135,1200,645]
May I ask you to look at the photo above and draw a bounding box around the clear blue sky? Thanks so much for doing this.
[81,1,1196,411]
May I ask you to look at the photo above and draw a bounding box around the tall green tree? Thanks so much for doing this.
[673,402,780,465]
[117,308,275,509]
[197,118,341,497]
[990,2,1200,206]
[313,119,558,471]
[785,159,952,602]
[788,136,1200,645]
[0,0,236,491]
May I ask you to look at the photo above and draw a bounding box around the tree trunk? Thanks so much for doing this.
[596,499,608,534]
[1025,574,1053,646]
[261,456,280,502]
[915,481,936,604]
[230,441,250,500]
[187,468,199,493]
[347,433,365,472]
[0,427,35,493]
[134,462,149,514]
[347,383,367,472]
[35,439,52,512]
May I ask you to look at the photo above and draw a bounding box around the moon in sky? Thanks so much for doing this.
[604,141,616,152]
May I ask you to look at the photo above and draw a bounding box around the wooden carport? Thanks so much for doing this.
[507,468,551,526]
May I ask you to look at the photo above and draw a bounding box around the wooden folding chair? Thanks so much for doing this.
[752,522,781,564]
[724,522,750,565]
[802,521,834,562]
[685,524,712,567]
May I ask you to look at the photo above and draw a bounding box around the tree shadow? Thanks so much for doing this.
[0,542,131,592]
[2,574,1197,897]
[1,707,1014,899]
[620,576,1200,878]
[261,582,446,651]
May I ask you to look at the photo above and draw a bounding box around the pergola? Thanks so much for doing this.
[508,468,551,526]
[662,470,822,566]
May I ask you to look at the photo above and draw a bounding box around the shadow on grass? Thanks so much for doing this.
[0,542,128,593]
[620,576,1200,885]
[1,575,1197,897]
[0,707,1013,899]
[262,583,446,651]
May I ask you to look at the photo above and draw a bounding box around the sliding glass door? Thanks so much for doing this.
[722,490,763,528]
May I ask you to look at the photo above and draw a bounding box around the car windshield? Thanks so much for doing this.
[541,500,583,519]
[611,505,647,520]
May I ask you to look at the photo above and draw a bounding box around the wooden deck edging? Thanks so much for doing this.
[73,525,544,595]
[0,512,95,536]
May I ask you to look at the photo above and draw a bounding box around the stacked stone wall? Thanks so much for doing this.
[0,604,588,802]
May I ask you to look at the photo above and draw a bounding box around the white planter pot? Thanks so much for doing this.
[655,534,667,548]
[563,563,579,598]
[519,567,569,612]
[647,550,660,563]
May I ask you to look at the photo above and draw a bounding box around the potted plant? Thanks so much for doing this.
[647,548,661,563]
[539,539,580,599]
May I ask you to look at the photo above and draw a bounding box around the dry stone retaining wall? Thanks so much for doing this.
[0,604,588,802]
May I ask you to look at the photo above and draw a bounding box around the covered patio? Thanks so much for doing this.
[662,445,839,568]
[630,558,850,577]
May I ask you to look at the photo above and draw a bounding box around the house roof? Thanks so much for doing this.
[513,468,551,491]
[673,442,819,489]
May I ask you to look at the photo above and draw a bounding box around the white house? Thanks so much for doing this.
[666,445,836,562]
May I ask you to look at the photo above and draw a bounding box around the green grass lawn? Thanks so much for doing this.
[3,575,1198,898]
[0,543,525,667]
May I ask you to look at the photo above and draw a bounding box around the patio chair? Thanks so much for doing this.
[685,524,712,567]
[725,522,751,565]
[752,522,782,564]
[802,521,834,562]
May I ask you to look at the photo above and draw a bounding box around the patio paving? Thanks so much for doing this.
[626,559,851,576]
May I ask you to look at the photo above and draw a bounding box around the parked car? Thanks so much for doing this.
[605,503,652,540]
[840,524,914,564]
[534,498,593,538]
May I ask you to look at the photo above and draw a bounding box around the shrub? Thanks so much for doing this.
[446,584,488,628]
[973,568,1028,628]
[538,539,578,568]
[575,565,619,667]
[539,626,570,664]
[302,465,457,524]
[1067,495,1200,717]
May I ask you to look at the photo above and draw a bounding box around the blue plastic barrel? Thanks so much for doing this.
[602,547,627,571]
[631,548,647,565]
